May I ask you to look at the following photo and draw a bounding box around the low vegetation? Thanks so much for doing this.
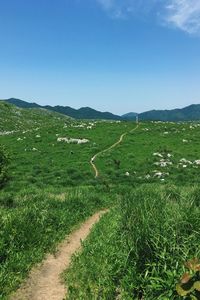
[65,185,200,299]
[0,100,200,299]
[0,185,111,298]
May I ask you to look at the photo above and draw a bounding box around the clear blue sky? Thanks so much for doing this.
[0,0,200,114]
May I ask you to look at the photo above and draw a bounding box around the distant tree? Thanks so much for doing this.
[0,145,10,188]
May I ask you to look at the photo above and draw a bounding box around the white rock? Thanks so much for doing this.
[154,172,163,178]
[77,138,89,144]
[0,130,16,136]
[153,152,163,158]
[57,137,89,144]
[180,158,187,163]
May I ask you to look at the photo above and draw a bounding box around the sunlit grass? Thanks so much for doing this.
[1,102,200,299]
[65,185,200,299]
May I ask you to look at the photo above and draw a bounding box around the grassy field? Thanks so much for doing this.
[1,101,200,299]
[0,102,133,191]
[94,121,200,185]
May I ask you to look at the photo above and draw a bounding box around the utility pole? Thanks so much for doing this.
[136,115,139,124]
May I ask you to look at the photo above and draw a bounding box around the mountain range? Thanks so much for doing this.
[2,98,200,121]
[4,98,122,120]
[139,105,200,121]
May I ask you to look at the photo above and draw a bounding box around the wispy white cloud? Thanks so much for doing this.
[96,0,200,35]
[165,0,200,34]
[96,0,154,19]
[97,0,114,11]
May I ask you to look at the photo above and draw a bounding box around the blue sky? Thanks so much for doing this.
[0,0,200,114]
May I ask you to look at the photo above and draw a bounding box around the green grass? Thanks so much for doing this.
[1,102,134,190]
[94,121,200,185]
[65,185,200,299]
[1,101,200,299]
[0,185,113,299]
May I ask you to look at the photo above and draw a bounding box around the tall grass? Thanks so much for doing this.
[0,186,111,298]
[65,184,200,299]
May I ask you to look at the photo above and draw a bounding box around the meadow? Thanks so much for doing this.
[0,101,200,299]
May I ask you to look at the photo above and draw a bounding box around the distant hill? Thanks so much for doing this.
[6,98,41,109]
[139,104,200,121]
[43,105,122,120]
[122,112,138,120]
[0,101,70,132]
[3,98,200,121]
[4,98,122,120]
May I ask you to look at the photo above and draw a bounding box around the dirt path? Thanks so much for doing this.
[90,124,139,178]
[10,210,107,300]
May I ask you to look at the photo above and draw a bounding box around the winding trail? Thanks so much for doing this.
[90,124,139,178]
[10,210,107,300]
[10,124,139,299]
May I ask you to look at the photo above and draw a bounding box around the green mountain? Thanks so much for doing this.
[139,104,200,121]
[5,98,41,109]
[122,104,200,121]
[3,98,122,120]
[122,112,138,120]
[44,105,122,120]
[3,98,200,121]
